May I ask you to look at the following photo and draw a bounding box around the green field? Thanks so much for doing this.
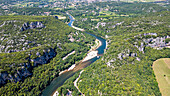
[153,58,170,96]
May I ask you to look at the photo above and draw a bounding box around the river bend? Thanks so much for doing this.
[42,14,106,96]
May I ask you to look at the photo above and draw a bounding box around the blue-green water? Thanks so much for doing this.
[42,14,106,96]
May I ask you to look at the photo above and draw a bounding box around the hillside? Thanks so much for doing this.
[56,2,170,96]
[0,0,170,96]
[71,1,169,37]
[0,15,95,95]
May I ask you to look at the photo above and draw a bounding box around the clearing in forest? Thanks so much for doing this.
[153,58,170,96]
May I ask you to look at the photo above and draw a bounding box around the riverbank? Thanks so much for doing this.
[52,91,59,96]
[91,39,102,51]
[58,14,102,75]
[74,70,85,96]
[59,64,76,75]
[66,12,75,20]
[58,39,102,75]
[105,40,108,53]
[72,26,85,31]
[82,51,98,62]
[82,39,102,62]
[62,51,75,60]
[50,13,106,96]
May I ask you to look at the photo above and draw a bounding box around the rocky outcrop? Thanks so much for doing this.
[108,21,124,29]
[145,36,169,49]
[106,59,116,68]
[117,49,140,61]
[117,33,170,63]
[0,21,6,27]
[0,48,56,86]
[0,20,19,28]
[0,67,32,86]
[138,42,145,53]
[95,22,106,28]
[0,21,45,53]
[32,48,56,66]
[21,22,44,31]
[133,33,170,50]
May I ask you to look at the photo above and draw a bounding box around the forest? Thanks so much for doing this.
[0,15,95,95]
[0,0,170,96]
[56,1,170,96]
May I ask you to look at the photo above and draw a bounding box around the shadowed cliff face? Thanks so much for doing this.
[32,48,56,66]
[0,48,56,87]
[21,22,45,31]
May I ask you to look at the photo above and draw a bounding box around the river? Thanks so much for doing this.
[41,14,106,96]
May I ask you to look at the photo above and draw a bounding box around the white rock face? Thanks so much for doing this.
[21,22,44,31]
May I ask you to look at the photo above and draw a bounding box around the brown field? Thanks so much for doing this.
[153,58,170,96]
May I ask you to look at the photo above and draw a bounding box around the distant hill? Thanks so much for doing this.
[68,0,168,3]
[0,0,168,3]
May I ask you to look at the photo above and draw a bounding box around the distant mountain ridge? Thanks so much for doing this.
[0,0,168,3]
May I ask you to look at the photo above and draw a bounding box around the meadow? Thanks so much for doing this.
[153,58,170,96]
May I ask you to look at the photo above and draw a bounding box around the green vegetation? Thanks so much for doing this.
[165,38,170,43]
[153,58,170,96]
[0,0,170,96]
[57,71,82,96]
[57,1,170,95]
[0,15,95,95]
[71,1,169,37]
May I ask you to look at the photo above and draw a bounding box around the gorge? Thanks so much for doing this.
[41,13,106,96]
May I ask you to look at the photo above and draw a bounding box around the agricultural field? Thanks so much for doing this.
[153,58,170,96]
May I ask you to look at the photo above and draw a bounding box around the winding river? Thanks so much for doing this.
[42,14,106,96]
